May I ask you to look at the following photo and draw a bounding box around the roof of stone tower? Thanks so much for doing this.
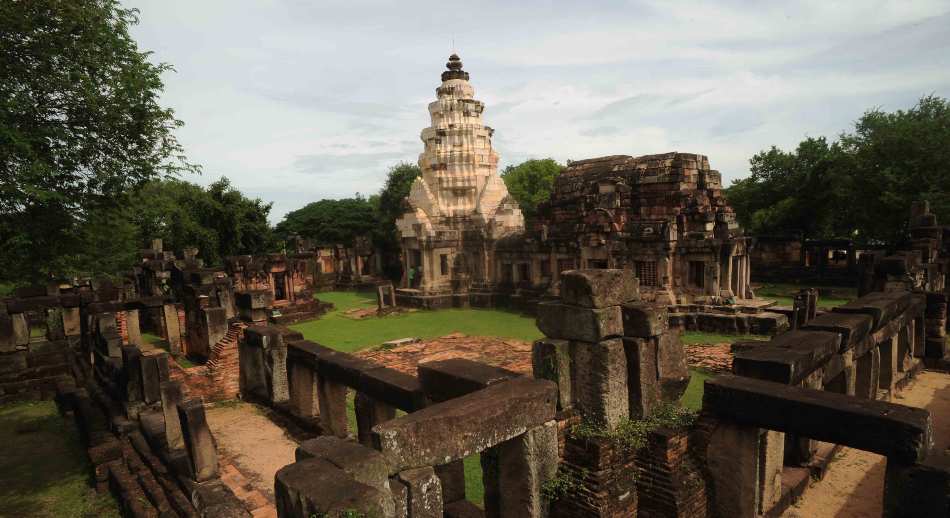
[441,53,470,82]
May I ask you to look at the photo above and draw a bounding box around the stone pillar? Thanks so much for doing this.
[160,381,185,450]
[623,336,660,418]
[177,398,218,482]
[570,338,629,429]
[880,335,899,394]
[120,346,143,403]
[354,392,396,448]
[62,308,81,337]
[162,304,182,355]
[317,378,349,438]
[855,348,881,400]
[759,429,785,514]
[434,460,467,505]
[531,338,572,411]
[141,353,170,404]
[705,419,760,518]
[125,310,142,346]
[913,316,926,357]
[11,313,29,347]
[0,313,15,353]
[492,421,558,518]
[397,466,443,518]
[288,359,320,420]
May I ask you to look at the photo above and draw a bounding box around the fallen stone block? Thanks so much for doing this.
[191,480,251,517]
[275,458,392,518]
[177,399,218,482]
[296,436,393,493]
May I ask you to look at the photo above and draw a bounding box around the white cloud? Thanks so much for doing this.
[125,0,950,220]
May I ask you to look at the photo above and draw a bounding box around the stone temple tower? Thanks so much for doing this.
[396,54,524,300]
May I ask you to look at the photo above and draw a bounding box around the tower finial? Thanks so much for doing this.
[441,53,469,81]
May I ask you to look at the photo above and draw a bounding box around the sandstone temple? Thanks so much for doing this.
[396,56,752,310]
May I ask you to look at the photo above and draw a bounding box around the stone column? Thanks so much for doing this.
[855,348,881,400]
[120,346,143,403]
[177,398,218,481]
[880,335,899,395]
[493,421,558,518]
[397,466,443,518]
[705,419,760,518]
[288,359,320,420]
[531,338,572,411]
[354,392,396,448]
[317,377,349,438]
[62,308,81,337]
[125,309,142,346]
[434,460,467,505]
[161,304,182,355]
[160,381,185,451]
[141,353,170,404]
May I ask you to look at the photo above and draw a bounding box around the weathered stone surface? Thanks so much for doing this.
[833,290,913,329]
[12,313,30,346]
[288,358,319,419]
[704,418,760,518]
[732,329,841,384]
[397,467,442,518]
[121,346,144,403]
[191,480,251,517]
[657,331,689,401]
[417,358,519,402]
[177,398,218,481]
[493,421,558,517]
[571,338,629,428]
[623,337,660,418]
[235,290,272,310]
[621,303,669,337]
[703,374,932,464]
[531,338,572,410]
[359,366,426,411]
[560,269,639,308]
[140,353,169,404]
[434,460,466,504]
[318,378,349,438]
[162,304,182,355]
[355,392,397,448]
[296,436,393,496]
[316,347,377,387]
[372,377,556,471]
[160,381,185,450]
[276,457,393,518]
[536,301,622,342]
[803,312,873,351]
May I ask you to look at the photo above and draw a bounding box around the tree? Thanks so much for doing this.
[726,95,950,245]
[373,163,421,279]
[0,0,198,281]
[131,178,277,266]
[275,197,376,248]
[500,159,564,224]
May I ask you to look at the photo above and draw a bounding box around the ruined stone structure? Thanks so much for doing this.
[396,54,525,297]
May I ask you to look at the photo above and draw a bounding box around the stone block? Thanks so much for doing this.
[288,358,319,419]
[318,378,349,438]
[191,479,253,517]
[125,309,142,346]
[276,458,391,518]
[161,304,182,355]
[621,303,668,337]
[434,460,466,504]
[12,313,29,347]
[803,312,873,351]
[372,377,556,471]
[296,436,393,495]
[177,398,218,481]
[160,381,185,450]
[559,269,639,308]
[140,353,169,404]
[883,451,950,518]
[62,307,81,337]
[397,467,442,518]
[358,366,426,412]
[531,339,572,410]
[749,312,789,335]
[493,421,558,517]
[732,329,841,384]
[238,336,267,400]
[703,374,932,464]
[418,358,519,403]
[570,338,629,428]
[704,419,760,518]
[536,301,622,342]
[623,337,660,419]
[657,331,689,401]
[833,290,913,329]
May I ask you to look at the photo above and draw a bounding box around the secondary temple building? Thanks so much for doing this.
[397,55,752,307]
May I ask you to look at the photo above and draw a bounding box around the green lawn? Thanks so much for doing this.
[291,291,543,352]
[755,282,855,308]
[0,401,120,517]
[680,369,713,411]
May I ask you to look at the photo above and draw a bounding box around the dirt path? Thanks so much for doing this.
[783,370,950,518]
[205,402,300,517]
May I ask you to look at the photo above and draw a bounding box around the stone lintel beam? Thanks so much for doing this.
[372,377,556,472]
[417,358,520,402]
[703,374,932,464]
[560,269,639,308]
[802,312,873,352]
[732,329,840,384]
[535,301,622,342]
[832,290,915,330]
[359,366,426,412]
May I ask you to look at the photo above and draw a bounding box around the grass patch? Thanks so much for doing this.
[0,400,120,517]
[681,331,769,345]
[755,282,855,308]
[680,369,713,411]
[464,454,484,507]
[291,291,542,353]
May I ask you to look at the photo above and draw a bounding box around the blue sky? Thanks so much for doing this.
[125,0,950,221]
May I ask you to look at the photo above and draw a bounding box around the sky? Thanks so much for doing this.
[125,0,950,222]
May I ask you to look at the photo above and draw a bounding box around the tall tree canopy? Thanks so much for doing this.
[373,163,421,279]
[275,197,376,247]
[500,158,564,224]
[0,0,197,281]
[726,95,950,245]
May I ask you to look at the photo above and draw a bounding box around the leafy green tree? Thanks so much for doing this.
[131,178,277,265]
[500,159,564,224]
[276,197,376,248]
[726,95,950,245]
[373,163,421,279]
[0,0,197,281]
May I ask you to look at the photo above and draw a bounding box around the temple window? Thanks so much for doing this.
[689,261,705,288]
[635,261,658,287]
[440,254,449,276]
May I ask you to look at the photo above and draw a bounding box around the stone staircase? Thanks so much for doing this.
[203,321,247,401]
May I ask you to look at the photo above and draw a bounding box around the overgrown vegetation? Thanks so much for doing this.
[570,403,698,453]
[541,467,589,502]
